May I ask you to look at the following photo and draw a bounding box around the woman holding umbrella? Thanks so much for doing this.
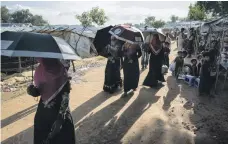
[143,34,165,88]
[108,24,143,96]
[122,42,142,96]
[103,36,123,94]
[27,58,75,144]
[1,31,80,144]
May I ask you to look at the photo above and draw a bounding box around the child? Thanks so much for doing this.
[163,42,171,67]
[197,55,203,76]
[190,59,198,77]
[174,51,184,80]
[198,52,213,96]
[182,50,188,58]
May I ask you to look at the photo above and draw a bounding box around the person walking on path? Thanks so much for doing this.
[187,28,195,58]
[103,36,123,94]
[141,43,150,70]
[177,28,186,51]
[143,34,165,88]
[27,58,75,144]
[174,51,184,80]
[122,42,142,96]
[141,26,150,70]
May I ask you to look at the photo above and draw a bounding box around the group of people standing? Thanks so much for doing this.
[103,33,171,97]
[177,27,195,58]
[175,27,218,97]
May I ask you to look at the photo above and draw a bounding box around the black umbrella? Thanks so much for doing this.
[93,25,113,57]
[109,25,144,44]
[1,31,81,60]
[142,28,166,43]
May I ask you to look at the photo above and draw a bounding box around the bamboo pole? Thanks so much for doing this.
[18,57,22,73]
[214,19,225,92]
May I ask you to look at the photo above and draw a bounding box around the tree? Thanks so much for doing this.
[196,1,228,16]
[144,16,155,27]
[89,7,108,26]
[75,7,108,55]
[76,7,108,27]
[11,9,33,23]
[152,20,165,28]
[30,15,48,26]
[179,17,188,22]
[144,16,165,28]
[188,4,206,21]
[2,7,48,26]
[76,11,92,26]
[134,23,145,28]
[143,16,165,28]
[170,15,178,23]
[1,6,11,23]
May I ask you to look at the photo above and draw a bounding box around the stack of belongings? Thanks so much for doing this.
[169,52,202,87]
[184,58,201,87]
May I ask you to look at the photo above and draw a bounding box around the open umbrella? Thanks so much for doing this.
[109,25,144,44]
[142,28,166,43]
[93,25,113,57]
[1,31,81,60]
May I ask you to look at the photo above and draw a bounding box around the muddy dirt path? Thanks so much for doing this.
[1,42,228,144]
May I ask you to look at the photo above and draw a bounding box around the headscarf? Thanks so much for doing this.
[149,34,162,55]
[123,42,138,57]
[34,58,68,105]
[108,36,122,58]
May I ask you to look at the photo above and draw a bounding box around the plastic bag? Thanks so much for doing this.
[169,62,176,72]
[162,65,168,74]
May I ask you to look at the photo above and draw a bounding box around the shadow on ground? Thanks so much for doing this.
[176,76,228,144]
[74,87,161,144]
[1,104,38,129]
[162,76,180,111]
[1,90,120,144]
[2,75,228,144]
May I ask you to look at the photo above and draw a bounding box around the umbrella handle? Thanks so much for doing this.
[71,60,76,72]
[31,58,34,84]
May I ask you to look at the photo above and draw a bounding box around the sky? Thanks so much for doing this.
[1,1,196,26]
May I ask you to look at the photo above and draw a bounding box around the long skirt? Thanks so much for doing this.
[199,76,212,95]
[199,75,215,95]
[143,58,165,87]
[103,59,122,93]
[123,59,140,92]
[178,38,184,51]
[187,40,194,55]
[164,54,170,67]
[34,93,75,144]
